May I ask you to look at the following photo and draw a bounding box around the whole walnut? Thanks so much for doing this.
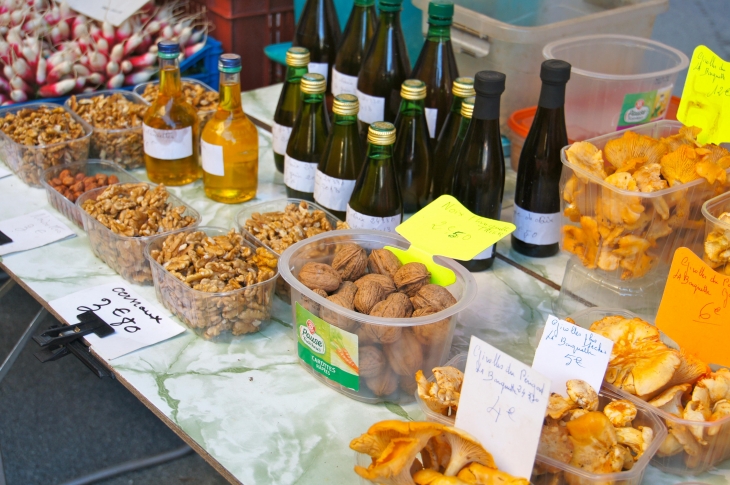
[354,273,396,295]
[354,280,386,314]
[368,248,402,278]
[370,292,413,318]
[331,243,367,281]
[299,262,341,293]
[411,284,456,311]
[301,288,328,314]
[400,375,418,395]
[411,307,452,346]
[359,345,387,378]
[361,322,402,344]
[356,325,376,345]
[384,329,423,376]
[321,293,358,332]
[334,281,358,305]
[365,367,399,397]
[393,262,431,297]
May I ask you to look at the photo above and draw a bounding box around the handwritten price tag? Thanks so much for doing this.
[0,209,75,256]
[65,0,151,27]
[656,247,730,367]
[532,315,613,396]
[50,283,184,360]
[678,45,730,145]
[455,336,549,479]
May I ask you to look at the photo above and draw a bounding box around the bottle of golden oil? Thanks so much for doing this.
[143,41,201,185]
[201,54,259,203]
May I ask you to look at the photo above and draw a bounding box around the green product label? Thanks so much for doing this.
[296,302,360,391]
[617,86,673,129]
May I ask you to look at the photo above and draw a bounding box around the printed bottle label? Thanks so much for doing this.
[143,124,193,160]
[346,204,401,232]
[512,205,561,245]
[425,107,438,138]
[332,68,358,96]
[356,89,385,124]
[308,62,329,82]
[472,245,494,260]
[201,139,224,176]
[284,155,317,193]
[272,122,293,156]
[314,170,356,212]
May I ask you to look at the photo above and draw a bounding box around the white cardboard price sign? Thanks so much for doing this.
[0,209,75,256]
[455,336,550,479]
[532,315,614,397]
[50,283,184,360]
[66,0,150,27]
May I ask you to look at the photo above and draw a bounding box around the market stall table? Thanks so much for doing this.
[0,84,724,485]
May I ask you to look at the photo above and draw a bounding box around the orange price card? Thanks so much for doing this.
[656,247,730,367]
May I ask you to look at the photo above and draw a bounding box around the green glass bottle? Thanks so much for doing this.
[314,94,364,220]
[273,47,310,173]
[448,71,506,272]
[411,1,459,143]
[294,0,341,94]
[432,77,475,197]
[332,0,377,97]
[436,95,474,199]
[284,73,330,201]
[356,0,410,135]
[393,79,433,213]
[347,122,403,231]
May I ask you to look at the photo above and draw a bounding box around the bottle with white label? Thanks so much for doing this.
[356,0,410,137]
[513,60,571,257]
[201,54,258,203]
[294,0,341,95]
[285,73,330,201]
[332,0,377,97]
[314,94,363,220]
[393,79,432,213]
[347,122,403,232]
[411,2,458,145]
[273,47,310,174]
[143,41,200,185]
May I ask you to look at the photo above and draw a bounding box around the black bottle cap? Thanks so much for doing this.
[474,70,506,97]
[540,59,571,84]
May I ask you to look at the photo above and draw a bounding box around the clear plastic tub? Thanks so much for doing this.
[278,229,477,404]
[555,121,728,317]
[145,226,278,341]
[134,78,218,128]
[236,198,343,303]
[567,307,730,476]
[701,192,730,276]
[64,90,147,170]
[76,184,200,286]
[415,353,464,425]
[543,35,689,141]
[411,0,668,128]
[0,102,92,187]
[41,160,139,229]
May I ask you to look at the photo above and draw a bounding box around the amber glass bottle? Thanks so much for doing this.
[294,0,341,94]
[143,41,200,185]
[332,0,377,97]
[273,47,310,174]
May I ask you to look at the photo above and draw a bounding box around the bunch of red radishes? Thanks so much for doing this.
[0,0,209,105]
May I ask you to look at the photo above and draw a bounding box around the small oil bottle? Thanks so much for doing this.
[201,53,259,203]
[143,41,200,185]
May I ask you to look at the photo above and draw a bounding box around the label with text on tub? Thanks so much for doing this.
[201,139,224,176]
[471,245,494,260]
[512,205,561,245]
[314,170,356,212]
[346,205,401,232]
[308,62,329,82]
[143,124,193,160]
[284,155,317,193]
[425,107,438,138]
[356,89,385,124]
[272,122,293,156]
[332,68,358,96]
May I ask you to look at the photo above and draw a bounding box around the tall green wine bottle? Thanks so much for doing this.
[284,73,330,201]
[356,0,410,135]
[273,47,310,173]
[347,122,403,231]
[432,77,474,197]
[436,95,474,199]
[449,71,506,272]
[314,94,364,220]
[294,0,341,94]
[411,1,459,142]
[332,0,377,97]
[393,79,432,213]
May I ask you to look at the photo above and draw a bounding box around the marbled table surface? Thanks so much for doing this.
[0,84,726,485]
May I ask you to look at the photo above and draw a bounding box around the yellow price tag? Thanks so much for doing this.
[678,45,730,145]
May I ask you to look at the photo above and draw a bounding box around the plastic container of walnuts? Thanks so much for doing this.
[278,229,477,404]
[76,183,200,286]
[134,78,218,128]
[0,102,92,187]
[701,191,730,276]
[145,226,279,341]
[41,160,139,229]
[568,307,730,476]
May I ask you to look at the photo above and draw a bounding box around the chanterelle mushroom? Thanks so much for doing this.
[537,423,574,469]
[350,420,443,459]
[456,463,530,484]
[416,367,464,416]
[413,469,470,485]
[566,412,624,475]
[697,368,730,403]
[603,400,637,427]
[546,392,579,420]
[566,141,607,179]
[615,426,652,461]
[441,426,496,476]
[566,380,599,411]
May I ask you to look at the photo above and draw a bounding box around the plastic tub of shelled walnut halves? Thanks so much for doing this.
[0,102,92,187]
[144,226,279,341]
[134,78,219,128]
[65,90,148,170]
[76,182,200,285]
[278,229,477,404]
